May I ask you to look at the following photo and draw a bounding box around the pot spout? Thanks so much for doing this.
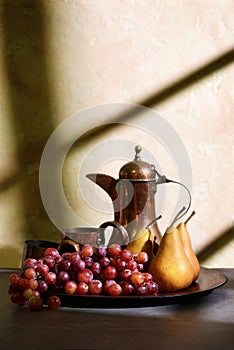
[86,173,118,202]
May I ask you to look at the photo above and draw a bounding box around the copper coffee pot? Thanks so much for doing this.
[86,146,191,246]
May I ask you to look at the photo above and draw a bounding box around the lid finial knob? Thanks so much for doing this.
[134,145,142,161]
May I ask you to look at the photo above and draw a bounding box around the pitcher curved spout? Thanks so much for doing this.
[86,173,121,222]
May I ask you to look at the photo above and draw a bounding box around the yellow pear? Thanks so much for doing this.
[126,228,154,261]
[148,225,194,292]
[177,211,200,282]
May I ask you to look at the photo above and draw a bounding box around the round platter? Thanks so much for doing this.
[42,267,227,308]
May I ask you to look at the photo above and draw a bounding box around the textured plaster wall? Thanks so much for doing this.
[0,0,233,268]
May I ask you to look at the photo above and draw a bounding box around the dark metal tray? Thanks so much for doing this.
[42,267,227,308]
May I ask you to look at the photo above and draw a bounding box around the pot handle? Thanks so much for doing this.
[151,165,192,223]
[98,221,129,247]
[164,178,192,222]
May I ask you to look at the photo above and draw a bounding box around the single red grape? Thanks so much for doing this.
[18,278,29,291]
[91,262,101,275]
[10,292,22,304]
[120,249,132,262]
[95,246,107,257]
[29,279,39,290]
[8,282,20,294]
[9,273,20,284]
[134,251,148,264]
[37,264,49,276]
[24,258,37,269]
[61,252,71,260]
[83,256,93,268]
[134,284,148,296]
[28,296,43,311]
[59,259,71,271]
[78,269,93,283]
[45,272,57,285]
[103,280,116,294]
[81,245,94,257]
[24,268,36,280]
[120,269,132,281]
[130,271,144,285]
[108,244,122,257]
[73,259,85,272]
[23,288,34,300]
[64,280,77,295]
[38,280,48,293]
[108,283,122,296]
[115,258,127,271]
[58,271,70,284]
[47,295,61,310]
[69,252,81,265]
[89,280,103,295]
[44,247,60,258]
[127,260,138,271]
[99,256,110,268]
[147,281,159,295]
[142,272,153,283]
[103,266,117,280]
[77,282,89,295]
[43,256,55,268]
[120,281,134,296]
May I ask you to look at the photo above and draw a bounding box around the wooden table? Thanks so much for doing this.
[0,268,233,350]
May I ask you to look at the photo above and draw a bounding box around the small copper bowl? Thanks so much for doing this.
[21,239,58,269]
[60,222,129,252]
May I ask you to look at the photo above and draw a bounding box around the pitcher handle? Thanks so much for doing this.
[98,221,129,247]
[164,178,192,222]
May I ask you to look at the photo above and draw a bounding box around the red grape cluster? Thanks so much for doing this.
[8,244,158,310]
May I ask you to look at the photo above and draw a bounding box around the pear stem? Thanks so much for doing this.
[185,210,196,225]
[146,215,162,229]
[170,206,186,226]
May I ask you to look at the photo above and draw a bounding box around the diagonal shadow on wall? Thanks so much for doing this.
[78,47,234,143]
[0,0,59,255]
[197,225,234,264]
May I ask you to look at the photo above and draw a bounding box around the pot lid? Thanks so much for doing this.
[119,146,156,180]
